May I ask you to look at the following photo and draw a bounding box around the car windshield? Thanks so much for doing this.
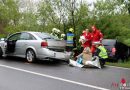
[35,32,59,40]
[102,39,116,46]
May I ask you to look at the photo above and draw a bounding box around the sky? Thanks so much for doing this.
[19,0,96,12]
[31,0,96,4]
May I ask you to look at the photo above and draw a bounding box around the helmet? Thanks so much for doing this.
[61,34,65,37]
[56,29,60,33]
[52,28,60,34]
[52,28,57,32]
[69,28,74,32]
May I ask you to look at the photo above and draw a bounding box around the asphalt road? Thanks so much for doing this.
[0,57,130,90]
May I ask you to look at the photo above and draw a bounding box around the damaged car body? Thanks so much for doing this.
[0,31,70,63]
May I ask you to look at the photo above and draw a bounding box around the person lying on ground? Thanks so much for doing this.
[76,47,92,65]
[69,47,101,69]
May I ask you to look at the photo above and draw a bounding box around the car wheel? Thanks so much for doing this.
[26,49,36,63]
[0,47,3,58]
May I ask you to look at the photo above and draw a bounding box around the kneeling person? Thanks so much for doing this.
[93,42,108,68]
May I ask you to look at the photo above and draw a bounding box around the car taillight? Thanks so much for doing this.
[41,41,48,47]
[112,47,116,55]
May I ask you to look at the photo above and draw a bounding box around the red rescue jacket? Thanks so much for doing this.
[91,30,103,44]
[81,32,92,48]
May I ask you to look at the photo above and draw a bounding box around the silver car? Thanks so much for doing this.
[0,31,70,62]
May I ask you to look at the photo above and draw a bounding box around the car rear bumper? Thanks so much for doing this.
[36,48,71,61]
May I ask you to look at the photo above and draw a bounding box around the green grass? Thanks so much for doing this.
[106,59,130,68]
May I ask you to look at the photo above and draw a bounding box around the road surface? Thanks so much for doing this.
[0,57,130,90]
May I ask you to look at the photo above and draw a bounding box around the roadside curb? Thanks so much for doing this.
[105,65,130,70]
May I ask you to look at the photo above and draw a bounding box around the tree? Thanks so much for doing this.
[0,0,20,36]
[91,0,130,46]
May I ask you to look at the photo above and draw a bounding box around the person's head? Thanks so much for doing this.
[91,25,97,32]
[93,42,101,48]
[82,30,86,34]
[84,47,91,54]
[52,28,57,34]
[52,28,56,33]
[85,28,89,33]
[69,28,74,33]
[56,29,60,34]
[61,33,65,38]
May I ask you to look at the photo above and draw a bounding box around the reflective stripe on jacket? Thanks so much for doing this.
[98,46,108,59]
[66,33,74,46]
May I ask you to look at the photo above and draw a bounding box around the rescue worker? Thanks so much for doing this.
[51,28,58,38]
[93,42,108,68]
[79,29,92,52]
[79,30,86,52]
[65,28,76,51]
[51,28,61,39]
[56,29,61,38]
[61,33,65,40]
[91,25,103,54]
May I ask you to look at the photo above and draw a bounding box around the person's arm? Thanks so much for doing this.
[73,36,76,42]
[99,31,103,41]
[86,33,92,41]
[76,53,83,58]
[94,48,100,56]
[64,34,67,40]
[73,35,76,47]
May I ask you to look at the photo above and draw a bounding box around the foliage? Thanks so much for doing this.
[0,0,130,46]
[106,59,130,68]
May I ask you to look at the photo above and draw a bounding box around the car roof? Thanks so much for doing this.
[16,31,48,34]
[102,39,117,41]
[102,39,117,45]
[21,31,41,33]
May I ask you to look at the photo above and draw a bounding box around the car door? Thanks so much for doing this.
[19,32,36,56]
[6,33,21,55]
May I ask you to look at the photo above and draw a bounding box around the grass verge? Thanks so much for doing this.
[106,60,130,68]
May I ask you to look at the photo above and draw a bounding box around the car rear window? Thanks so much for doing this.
[102,39,116,46]
[35,32,59,40]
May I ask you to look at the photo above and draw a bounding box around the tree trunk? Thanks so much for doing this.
[71,0,76,34]
[0,23,6,34]
[63,22,66,34]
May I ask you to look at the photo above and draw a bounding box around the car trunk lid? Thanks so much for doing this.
[46,39,66,52]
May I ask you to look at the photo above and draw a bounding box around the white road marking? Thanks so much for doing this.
[0,64,110,90]
[106,65,130,70]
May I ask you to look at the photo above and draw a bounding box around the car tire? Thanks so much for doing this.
[26,49,36,63]
[0,47,3,58]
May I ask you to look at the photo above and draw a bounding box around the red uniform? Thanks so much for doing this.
[91,26,103,53]
[81,32,91,48]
